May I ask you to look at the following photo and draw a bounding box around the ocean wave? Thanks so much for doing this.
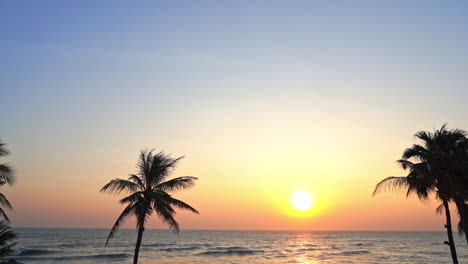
[13,249,57,256]
[144,242,176,248]
[80,253,131,260]
[59,242,90,248]
[159,246,201,252]
[12,252,131,262]
[211,246,250,251]
[332,250,370,256]
[415,250,446,256]
[197,247,264,256]
[143,242,209,252]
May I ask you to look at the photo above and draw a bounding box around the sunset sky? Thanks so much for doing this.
[2,1,468,231]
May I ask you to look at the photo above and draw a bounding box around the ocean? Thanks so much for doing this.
[8,228,468,263]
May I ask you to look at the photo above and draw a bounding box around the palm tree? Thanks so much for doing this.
[0,141,14,221]
[373,126,466,264]
[441,130,468,244]
[101,150,199,264]
[412,126,468,244]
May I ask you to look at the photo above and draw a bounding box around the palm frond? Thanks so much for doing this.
[415,131,434,145]
[0,220,17,258]
[405,183,434,201]
[163,196,199,214]
[153,199,179,233]
[119,192,143,205]
[150,153,184,184]
[137,150,153,178]
[0,165,14,185]
[402,144,428,161]
[0,221,16,247]
[105,203,136,245]
[435,202,445,215]
[157,176,198,192]
[0,193,13,211]
[0,232,16,246]
[0,208,10,222]
[396,159,414,170]
[0,243,16,258]
[128,174,144,189]
[372,176,409,196]
[0,142,9,157]
[100,179,141,194]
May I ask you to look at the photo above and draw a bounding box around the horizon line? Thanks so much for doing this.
[11,226,448,232]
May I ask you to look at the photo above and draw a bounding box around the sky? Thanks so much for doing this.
[1,0,468,231]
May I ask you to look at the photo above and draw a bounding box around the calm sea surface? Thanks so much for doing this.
[8,228,468,263]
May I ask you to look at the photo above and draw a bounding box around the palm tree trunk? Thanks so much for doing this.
[454,197,468,244]
[443,199,458,264]
[133,225,145,264]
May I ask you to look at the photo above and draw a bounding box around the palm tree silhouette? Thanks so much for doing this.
[373,126,467,264]
[101,150,199,264]
[438,128,468,245]
[410,126,468,245]
[0,141,14,221]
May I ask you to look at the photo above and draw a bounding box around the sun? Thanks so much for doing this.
[291,191,314,211]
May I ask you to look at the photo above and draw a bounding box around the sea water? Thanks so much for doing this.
[8,228,468,263]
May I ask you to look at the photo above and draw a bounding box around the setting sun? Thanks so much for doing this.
[291,191,314,211]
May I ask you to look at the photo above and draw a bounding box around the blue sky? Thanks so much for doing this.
[1,1,468,228]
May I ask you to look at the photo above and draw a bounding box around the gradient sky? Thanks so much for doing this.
[1,0,468,230]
